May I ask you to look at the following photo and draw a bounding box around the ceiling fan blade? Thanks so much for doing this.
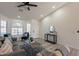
[27,4,37,7]
[23,2,29,4]
[17,4,25,7]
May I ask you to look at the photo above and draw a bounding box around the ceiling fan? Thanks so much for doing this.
[17,2,38,11]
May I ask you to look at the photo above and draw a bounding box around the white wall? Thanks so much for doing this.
[40,3,79,49]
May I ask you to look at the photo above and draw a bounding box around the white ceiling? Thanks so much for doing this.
[0,2,67,20]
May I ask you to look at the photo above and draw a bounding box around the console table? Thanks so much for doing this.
[44,33,57,44]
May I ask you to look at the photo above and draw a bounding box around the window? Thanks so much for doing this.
[12,28,17,35]
[18,28,22,35]
[27,23,31,33]
[0,20,6,35]
[11,23,23,35]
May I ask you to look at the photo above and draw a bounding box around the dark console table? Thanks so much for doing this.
[44,33,57,44]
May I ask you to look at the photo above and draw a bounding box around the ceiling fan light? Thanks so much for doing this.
[19,8,23,12]
[27,7,30,11]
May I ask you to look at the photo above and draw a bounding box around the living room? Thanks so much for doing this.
[0,2,79,56]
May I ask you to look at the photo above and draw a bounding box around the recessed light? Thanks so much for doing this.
[40,15,44,17]
[52,6,55,8]
[17,16,21,18]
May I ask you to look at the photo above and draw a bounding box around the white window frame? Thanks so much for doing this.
[0,20,6,36]
[11,23,23,36]
[27,23,31,33]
